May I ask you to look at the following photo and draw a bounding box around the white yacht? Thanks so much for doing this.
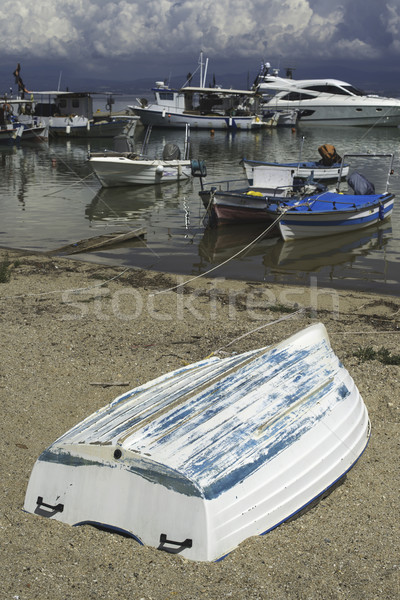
[256,63,400,127]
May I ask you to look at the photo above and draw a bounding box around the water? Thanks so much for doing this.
[1,100,400,295]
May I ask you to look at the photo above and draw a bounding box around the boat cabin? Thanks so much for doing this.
[32,92,95,119]
[148,82,260,116]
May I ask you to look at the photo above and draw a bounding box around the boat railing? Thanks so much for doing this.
[202,176,316,198]
[202,177,246,191]
[337,153,395,193]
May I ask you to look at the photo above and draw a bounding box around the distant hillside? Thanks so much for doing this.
[1,62,399,98]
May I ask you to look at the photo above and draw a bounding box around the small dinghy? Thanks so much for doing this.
[24,323,370,562]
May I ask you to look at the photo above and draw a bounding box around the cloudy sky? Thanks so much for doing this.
[1,0,400,94]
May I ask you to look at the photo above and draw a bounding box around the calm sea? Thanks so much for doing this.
[1,95,400,295]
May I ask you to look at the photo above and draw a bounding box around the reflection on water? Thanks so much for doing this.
[199,222,392,290]
[0,115,400,294]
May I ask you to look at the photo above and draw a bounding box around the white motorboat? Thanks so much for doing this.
[24,323,370,562]
[130,52,277,130]
[89,125,204,187]
[255,62,400,127]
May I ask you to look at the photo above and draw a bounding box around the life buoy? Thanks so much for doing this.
[2,103,13,114]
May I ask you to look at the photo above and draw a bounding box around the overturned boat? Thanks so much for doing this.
[24,323,370,562]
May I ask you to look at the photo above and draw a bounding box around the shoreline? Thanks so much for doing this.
[1,248,399,599]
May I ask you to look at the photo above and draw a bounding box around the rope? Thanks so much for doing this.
[152,207,291,296]
[207,308,306,358]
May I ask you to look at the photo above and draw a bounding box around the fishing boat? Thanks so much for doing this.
[242,142,350,184]
[254,62,400,127]
[201,153,395,240]
[200,163,318,224]
[0,99,48,141]
[0,124,24,145]
[89,125,204,187]
[24,322,370,562]
[130,52,277,130]
[10,91,136,138]
[5,64,138,139]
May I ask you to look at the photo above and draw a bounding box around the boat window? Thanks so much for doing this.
[304,85,353,95]
[159,92,174,100]
[279,91,316,101]
[72,99,80,108]
[59,99,67,108]
[342,85,365,96]
[376,108,383,112]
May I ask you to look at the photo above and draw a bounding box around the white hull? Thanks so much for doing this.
[261,94,400,127]
[89,156,192,187]
[257,68,400,127]
[279,196,394,240]
[46,115,137,138]
[132,106,274,130]
[24,323,370,562]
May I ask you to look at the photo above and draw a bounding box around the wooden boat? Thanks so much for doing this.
[201,154,395,240]
[276,189,394,240]
[242,142,350,183]
[200,163,320,225]
[89,125,205,187]
[24,323,370,562]
[243,158,349,183]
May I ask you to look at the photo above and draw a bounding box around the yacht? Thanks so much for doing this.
[255,63,400,127]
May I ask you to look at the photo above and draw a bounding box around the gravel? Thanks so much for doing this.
[1,249,399,600]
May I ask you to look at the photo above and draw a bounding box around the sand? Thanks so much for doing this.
[0,248,399,600]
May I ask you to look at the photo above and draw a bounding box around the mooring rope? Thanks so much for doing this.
[151,206,292,296]
[207,308,306,357]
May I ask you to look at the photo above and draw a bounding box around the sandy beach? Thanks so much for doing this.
[1,247,399,600]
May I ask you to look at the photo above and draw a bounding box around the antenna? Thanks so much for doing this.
[57,71,62,91]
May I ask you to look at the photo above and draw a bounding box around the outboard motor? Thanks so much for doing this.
[191,159,207,190]
[348,172,375,195]
[162,143,181,160]
[318,144,342,166]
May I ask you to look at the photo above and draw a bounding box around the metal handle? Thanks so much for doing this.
[36,496,64,513]
[159,533,192,553]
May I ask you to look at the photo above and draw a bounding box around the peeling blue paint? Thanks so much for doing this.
[39,330,355,501]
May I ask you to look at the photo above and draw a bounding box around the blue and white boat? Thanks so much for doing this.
[201,153,395,241]
[24,323,370,562]
[276,188,394,240]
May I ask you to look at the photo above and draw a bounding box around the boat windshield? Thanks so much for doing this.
[279,91,317,101]
[341,85,366,96]
[303,84,365,96]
